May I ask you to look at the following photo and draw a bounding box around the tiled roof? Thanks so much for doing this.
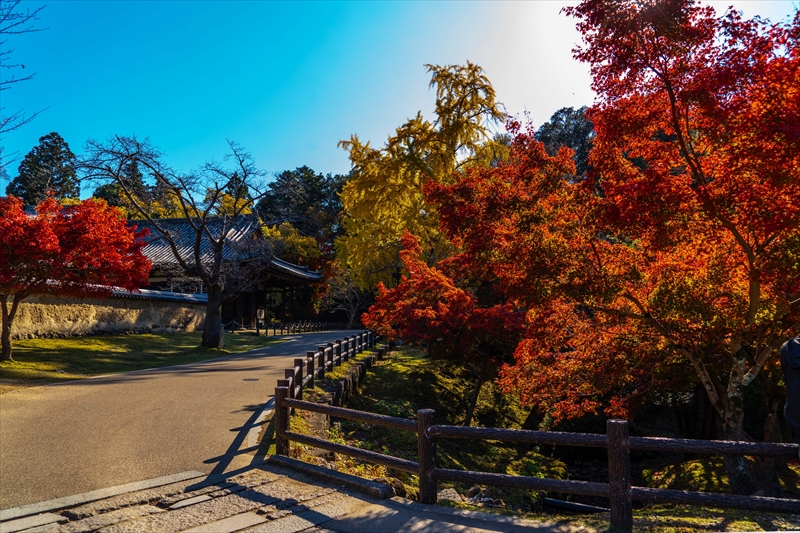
[134,215,262,266]
[133,215,322,283]
[112,288,208,304]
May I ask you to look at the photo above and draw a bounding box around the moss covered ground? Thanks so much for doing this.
[0,331,285,393]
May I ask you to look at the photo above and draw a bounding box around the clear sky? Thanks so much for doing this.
[1,0,796,195]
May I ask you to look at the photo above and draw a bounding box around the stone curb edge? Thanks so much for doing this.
[0,470,205,523]
[267,455,394,500]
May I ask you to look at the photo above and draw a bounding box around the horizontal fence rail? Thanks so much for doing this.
[274,387,800,532]
[428,425,608,448]
[283,397,418,432]
[430,468,611,497]
[284,430,419,473]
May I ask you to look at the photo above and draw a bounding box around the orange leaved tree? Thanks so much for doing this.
[0,196,151,361]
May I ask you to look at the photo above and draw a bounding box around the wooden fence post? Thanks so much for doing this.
[607,419,632,532]
[417,409,437,505]
[377,347,385,360]
[307,351,316,388]
[294,358,304,401]
[334,340,341,368]
[275,386,289,456]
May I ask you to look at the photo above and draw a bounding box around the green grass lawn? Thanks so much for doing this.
[0,331,285,393]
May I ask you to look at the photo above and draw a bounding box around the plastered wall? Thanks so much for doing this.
[11,294,206,339]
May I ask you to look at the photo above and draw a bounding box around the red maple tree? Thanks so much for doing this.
[364,231,525,426]
[0,196,152,361]
[417,0,798,493]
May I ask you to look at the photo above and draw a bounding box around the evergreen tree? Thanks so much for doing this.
[535,106,595,178]
[256,166,345,251]
[6,132,79,205]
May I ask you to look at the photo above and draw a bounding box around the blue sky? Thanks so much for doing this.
[1,0,796,195]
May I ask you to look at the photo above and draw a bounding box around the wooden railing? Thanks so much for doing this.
[275,331,381,401]
[225,320,331,334]
[273,396,800,532]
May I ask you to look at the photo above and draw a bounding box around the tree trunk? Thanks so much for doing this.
[1,296,20,362]
[719,381,759,495]
[201,283,224,348]
[464,360,490,427]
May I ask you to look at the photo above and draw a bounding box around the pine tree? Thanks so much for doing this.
[6,132,79,205]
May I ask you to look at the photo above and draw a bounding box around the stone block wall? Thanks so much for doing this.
[11,294,206,339]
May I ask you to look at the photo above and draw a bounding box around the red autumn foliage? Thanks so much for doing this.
[0,196,152,361]
[421,0,799,453]
[363,231,524,425]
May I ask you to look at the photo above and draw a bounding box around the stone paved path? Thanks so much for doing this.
[0,463,585,533]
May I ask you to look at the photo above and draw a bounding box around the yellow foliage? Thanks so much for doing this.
[337,62,508,289]
[263,222,320,265]
[216,193,252,216]
[120,190,185,219]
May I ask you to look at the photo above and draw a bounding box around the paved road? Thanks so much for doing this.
[0,331,353,509]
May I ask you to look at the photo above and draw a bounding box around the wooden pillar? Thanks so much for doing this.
[417,409,437,504]
[289,285,295,322]
[607,419,632,532]
[307,351,316,389]
[275,386,289,456]
[294,358,304,401]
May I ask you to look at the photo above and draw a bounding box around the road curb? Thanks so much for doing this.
[268,455,394,500]
[0,470,205,523]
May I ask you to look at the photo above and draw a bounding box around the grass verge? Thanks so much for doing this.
[0,331,286,394]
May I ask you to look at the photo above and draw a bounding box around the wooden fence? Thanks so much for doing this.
[225,320,330,335]
[275,331,382,401]
[273,394,800,532]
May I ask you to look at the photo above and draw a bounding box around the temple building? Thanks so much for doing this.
[136,215,323,328]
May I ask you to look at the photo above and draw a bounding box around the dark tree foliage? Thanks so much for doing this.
[6,132,79,205]
[535,106,595,178]
[92,159,146,207]
[256,166,345,252]
[225,171,252,201]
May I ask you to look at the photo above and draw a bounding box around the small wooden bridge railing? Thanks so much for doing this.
[276,331,380,401]
[273,394,800,533]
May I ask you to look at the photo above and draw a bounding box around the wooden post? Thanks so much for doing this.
[282,371,294,398]
[417,409,437,505]
[294,358,304,401]
[307,351,316,388]
[607,419,632,532]
[377,347,385,360]
[335,340,341,366]
[275,387,289,456]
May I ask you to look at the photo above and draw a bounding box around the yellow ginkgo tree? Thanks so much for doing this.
[337,62,508,289]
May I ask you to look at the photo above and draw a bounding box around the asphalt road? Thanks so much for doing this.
[0,330,354,509]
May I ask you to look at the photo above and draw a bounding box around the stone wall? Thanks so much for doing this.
[11,294,206,339]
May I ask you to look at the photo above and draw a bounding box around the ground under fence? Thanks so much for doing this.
[273,391,800,532]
